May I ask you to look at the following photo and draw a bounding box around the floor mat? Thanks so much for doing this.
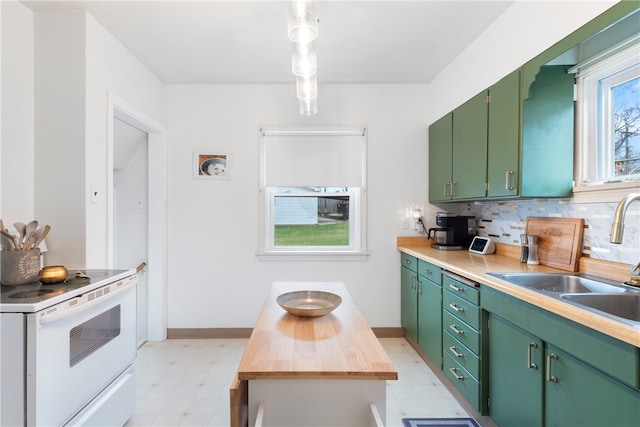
[402,418,480,427]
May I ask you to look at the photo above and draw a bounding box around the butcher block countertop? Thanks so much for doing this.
[236,282,398,381]
[398,237,639,347]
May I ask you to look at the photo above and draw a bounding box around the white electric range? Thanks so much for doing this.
[0,269,138,427]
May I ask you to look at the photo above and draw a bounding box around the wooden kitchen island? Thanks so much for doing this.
[230,282,397,427]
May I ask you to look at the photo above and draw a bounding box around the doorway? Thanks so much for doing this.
[114,118,149,345]
[108,93,167,342]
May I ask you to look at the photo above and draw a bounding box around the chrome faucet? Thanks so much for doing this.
[610,192,640,286]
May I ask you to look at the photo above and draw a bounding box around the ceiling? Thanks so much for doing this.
[23,0,514,84]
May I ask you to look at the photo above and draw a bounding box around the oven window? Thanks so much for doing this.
[69,305,121,367]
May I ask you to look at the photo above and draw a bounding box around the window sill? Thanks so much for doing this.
[256,251,369,262]
[572,180,640,203]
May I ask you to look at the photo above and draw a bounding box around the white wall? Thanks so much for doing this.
[165,84,429,328]
[1,0,34,224]
[31,10,164,266]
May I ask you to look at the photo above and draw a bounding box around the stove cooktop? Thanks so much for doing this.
[0,269,136,313]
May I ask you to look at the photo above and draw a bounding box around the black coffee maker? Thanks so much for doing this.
[427,212,476,250]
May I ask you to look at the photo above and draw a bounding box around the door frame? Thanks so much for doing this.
[107,92,167,341]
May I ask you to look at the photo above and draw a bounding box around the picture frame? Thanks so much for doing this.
[193,153,230,180]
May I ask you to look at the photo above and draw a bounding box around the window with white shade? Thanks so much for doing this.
[258,127,368,259]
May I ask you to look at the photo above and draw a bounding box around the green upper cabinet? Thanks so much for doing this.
[428,113,453,202]
[428,2,639,203]
[487,70,520,198]
[428,93,488,203]
[452,91,489,200]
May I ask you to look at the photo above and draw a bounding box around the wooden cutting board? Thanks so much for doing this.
[525,217,585,272]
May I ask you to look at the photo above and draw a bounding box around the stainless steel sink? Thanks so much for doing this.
[487,272,627,293]
[487,272,640,326]
[561,293,640,323]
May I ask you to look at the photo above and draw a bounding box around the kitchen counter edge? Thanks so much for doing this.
[398,244,639,347]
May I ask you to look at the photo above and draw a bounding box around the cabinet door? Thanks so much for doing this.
[488,315,543,427]
[401,265,418,342]
[545,345,640,427]
[521,65,574,197]
[428,113,453,202]
[418,277,442,368]
[487,70,520,198]
[452,91,488,200]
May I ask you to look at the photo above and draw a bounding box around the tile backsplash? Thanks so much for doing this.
[456,199,640,265]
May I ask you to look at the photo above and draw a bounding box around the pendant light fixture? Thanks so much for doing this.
[289,0,318,115]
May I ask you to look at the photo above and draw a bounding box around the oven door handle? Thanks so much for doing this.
[38,282,134,326]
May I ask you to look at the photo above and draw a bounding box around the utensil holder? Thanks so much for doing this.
[1,249,41,285]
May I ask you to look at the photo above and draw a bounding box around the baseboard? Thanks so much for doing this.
[371,327,405,338]
[167,328,253,339]
[166,327,405,340]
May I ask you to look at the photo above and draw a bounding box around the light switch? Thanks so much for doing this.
[90,185,100,204]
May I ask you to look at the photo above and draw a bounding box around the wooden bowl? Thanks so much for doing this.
[38,265,68,284]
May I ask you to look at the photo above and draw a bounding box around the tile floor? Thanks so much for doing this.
[126,337,469,427]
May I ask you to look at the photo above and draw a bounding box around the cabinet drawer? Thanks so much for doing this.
[444,353,481,411]
[444,291,481,330]
[401,253,417,271]
[443,274,480,305]
[443,331,480,380]
[444,311,480,353]
[418,260,441,284]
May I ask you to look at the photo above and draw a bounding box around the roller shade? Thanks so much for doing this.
[262,128,366,188]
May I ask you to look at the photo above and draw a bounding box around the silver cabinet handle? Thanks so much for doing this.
[449,324,464,335]
[444,182,451,197]
[546,353,559,383]
[451,181,456,197]
[449,346,464,358]
[448,283,463,293]
[418,278,423,295]
[449,367,464,380]
[449,303,464,313]
[410,276,416,291]
[527,342,538,370]
[505,170,514,190]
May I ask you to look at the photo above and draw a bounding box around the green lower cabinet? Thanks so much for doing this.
[401,264,418,342]
[418,277,442,368]
[545,345,640,427]
[488,314,543,427]
[488,313,640,427]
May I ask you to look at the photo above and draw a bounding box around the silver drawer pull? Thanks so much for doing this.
[449,324,464,335]
[449,303,464,313]
[546,353,559,383]
[448,284,463,293]
[422,268,432,275]
[449,367,464,380]
[449,346,464,358]
[527,342,538,370]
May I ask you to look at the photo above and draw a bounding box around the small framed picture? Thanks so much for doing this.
[194,153,230,180]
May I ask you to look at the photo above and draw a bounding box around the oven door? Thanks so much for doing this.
[26,276,137,426]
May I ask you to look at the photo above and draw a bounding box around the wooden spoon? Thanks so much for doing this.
[0,232,14,251]
[13,223,26,250]
[0,230,18,250]
[24,221,38,250]
[32,225,50,250]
